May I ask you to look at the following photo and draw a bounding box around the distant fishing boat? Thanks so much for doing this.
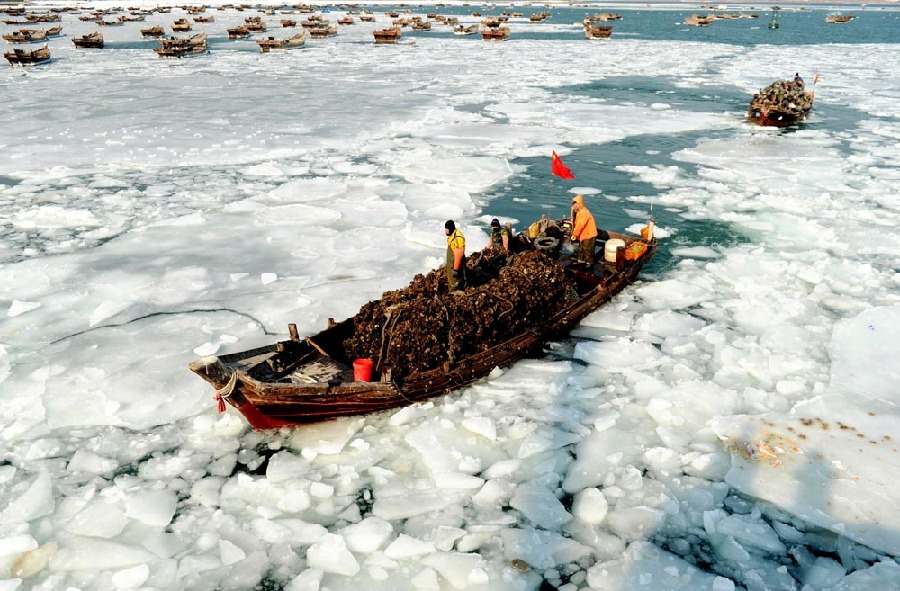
[227,25,250,39]
[155,32,208,58]
[4,44,50,66]
[825,14,855,24]
[481,25,510,40]
[171,18,192,32]
[141,25,165,38]
[373,26,401,44]
[454,23,478,36]
[685,14,716,26]
[73,31,103,48]
[257,31,306,52]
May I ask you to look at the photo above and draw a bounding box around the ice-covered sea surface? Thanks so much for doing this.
[2,3,900,591]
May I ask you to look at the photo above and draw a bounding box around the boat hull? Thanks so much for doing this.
[747,106,810,127]
[190,236,656,427]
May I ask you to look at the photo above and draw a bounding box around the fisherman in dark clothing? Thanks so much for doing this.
[794,72,804,89]
[488,218,510,254]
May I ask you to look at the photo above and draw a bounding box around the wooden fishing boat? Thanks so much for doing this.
[78,14,100,22]
[454,23,478,35]
[337,15,354,25]
[825,14,854,24]
[227,25,251,38]
[411,19,431,30]
[193,15,214,23]
[141,25,165,37]
[300,15,322,27]
[591,12,622,21]
[189,228,657,427]
[748,79,814,127]
[445,16,459,25]
[155,32,207,57]
[119,14,145,22]
[99,18,124,26]
[25,13,60,22]
[245,18,266,31]
[481,25,509,40]
[4,44,50,66]
[685,14,716,26]
[281,18,297,27]
[359,13,375,22]
[308,23,337,38]
[584,24,613,39]
[3,28,47,43]
[257,31,305,52]
[529,11,549,22]
[171,18,192,31]
[373,26,401,43]
[73,31,103,48]
[3,7,25,15]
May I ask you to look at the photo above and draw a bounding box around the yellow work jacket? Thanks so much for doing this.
[572,208,598,241]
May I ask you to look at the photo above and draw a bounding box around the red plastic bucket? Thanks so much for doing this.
[353,358,374,382]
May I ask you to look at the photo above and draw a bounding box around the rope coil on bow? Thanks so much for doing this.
[214,372,238,414]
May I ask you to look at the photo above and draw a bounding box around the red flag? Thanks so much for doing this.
[551,151,575,180]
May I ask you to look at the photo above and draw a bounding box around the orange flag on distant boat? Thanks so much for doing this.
[551,151,575,180]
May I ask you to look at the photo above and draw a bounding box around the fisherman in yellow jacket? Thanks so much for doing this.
[570,194,598,266]
[445,219,466,292]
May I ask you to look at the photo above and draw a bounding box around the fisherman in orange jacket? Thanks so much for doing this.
[570,194,598,266]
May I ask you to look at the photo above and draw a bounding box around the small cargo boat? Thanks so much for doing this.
[481,25,509,40]
[171,18,192,31]
[454,23,478,35]
[3,28,48,43]
[308,23,337,37]
[245,16,266,31]
[141,25,165,37]
[825,14,854,24]
[190,225,656,427]
[685,14,716,26]
[281,18,296,27]
[73,31,103,48]
[748,77,814,127]
[155,32,207,57]
[584,23,613,39]
[25,13,60,22]
[257,31,305,52]
[227,25,251,38]
[4,44,50,65]
[373,26,401,43]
